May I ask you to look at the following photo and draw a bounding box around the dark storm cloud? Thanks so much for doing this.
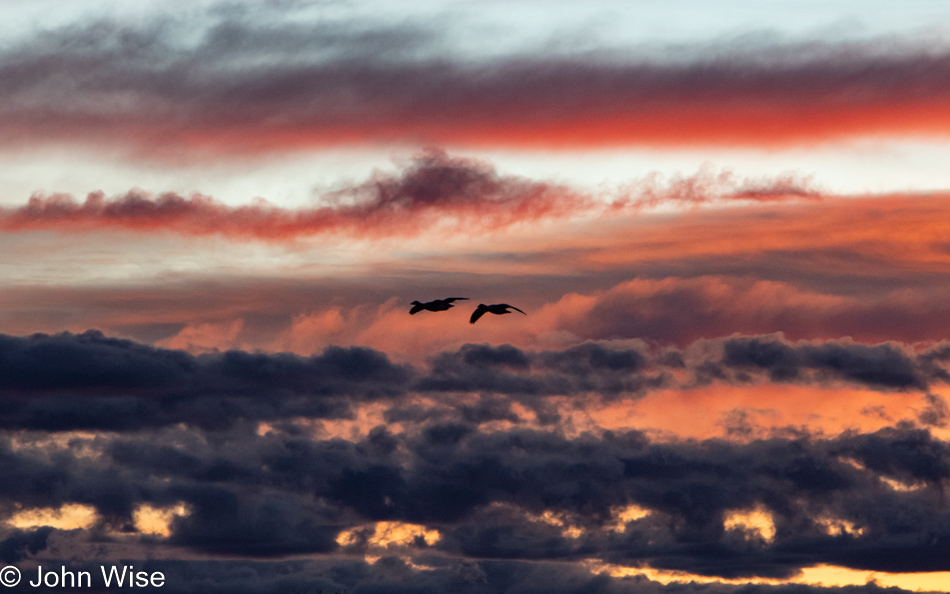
[0,433,347,556]
[4,10,950,154]
[342,426,950,575]
[167,488,340,556]
[2,331,947,433]
[0,527,52,564]
[12,421,950,577]
[419,336,941,400]
[722,336,926,390]
[13,557,912,594]
[418,343,663,397]
[0,330,407,396]
[0,330,411,430]
[10,331,950,573]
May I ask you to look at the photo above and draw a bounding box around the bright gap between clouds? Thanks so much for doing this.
[7,502,189,537]
[6,139,950,211]
[586,561,950,592]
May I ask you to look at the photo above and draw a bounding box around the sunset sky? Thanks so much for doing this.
[6,1,950,592]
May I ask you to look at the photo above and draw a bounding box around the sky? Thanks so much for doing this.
[6,1,950,592]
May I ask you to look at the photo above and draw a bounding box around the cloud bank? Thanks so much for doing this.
[1,330,945,434]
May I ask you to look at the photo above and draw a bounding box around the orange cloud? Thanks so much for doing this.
[7,190,950,355]
[156,319,246,354]
[581,383,933,441]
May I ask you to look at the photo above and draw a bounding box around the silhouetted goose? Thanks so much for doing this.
[469,303,526,324]
[409,297,469,314]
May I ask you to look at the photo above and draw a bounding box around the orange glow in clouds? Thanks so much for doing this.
[586,384,935,440]
[20,92,950,157]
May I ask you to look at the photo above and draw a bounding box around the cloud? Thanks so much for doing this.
[0,330,409,398]
[7,194,950,355]
[0,151,819,241]
[0,556,911,594]
[0,527,52,564]
[167,489,340,556]
[722,336,925,390]
[418,342,663,399]
[3,13,950,154]
[549,275,950,347]
[5,329,950,577]
[3,330,949,433]
[10,412,950,578]
[0,190,925,360]
[7,4,950,591]
[0,330,412,431]
[156,319,245,354]
[0,150,583,239]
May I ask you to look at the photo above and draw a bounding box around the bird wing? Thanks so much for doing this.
[443,297,469,303]
[470,307,486,324]
[502,304,527,315]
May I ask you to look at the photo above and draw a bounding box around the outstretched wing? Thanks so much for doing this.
[443,297,469,303]
[503,304,527,315]
[470,307,486,324]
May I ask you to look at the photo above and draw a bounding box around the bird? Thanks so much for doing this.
[409,297,469,315]
[469,303,526,324]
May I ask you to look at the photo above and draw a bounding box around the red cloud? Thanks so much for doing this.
[0,151,583,239]
[0,152,817,240]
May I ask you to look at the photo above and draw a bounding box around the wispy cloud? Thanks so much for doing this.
[3,14,950,156]
[0,151,818,240]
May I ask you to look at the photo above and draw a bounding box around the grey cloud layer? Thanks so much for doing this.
[2,10,950,153]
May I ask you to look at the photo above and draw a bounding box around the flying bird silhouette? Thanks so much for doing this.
[470,303,526,324]
[409,297,469,315]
